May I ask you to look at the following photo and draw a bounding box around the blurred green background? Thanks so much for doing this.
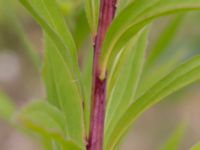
[0,0,200,150]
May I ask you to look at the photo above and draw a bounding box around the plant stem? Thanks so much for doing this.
[87,0,117,150]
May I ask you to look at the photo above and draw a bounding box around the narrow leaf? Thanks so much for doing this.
[84,0,100,34]
[161,124,186,150]
[147,15,184,67]
[15,100,82,150]
[19,0,80,80]
[191,142,200,150]
[43,36,84,146]
[16,100,67,135]
[138,48,189,97]
[105,55,200,149]
[100,0,200,78]
[82,48,93,135]
[105,27,149,135]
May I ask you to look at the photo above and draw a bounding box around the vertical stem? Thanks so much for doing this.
[87,0,117,150]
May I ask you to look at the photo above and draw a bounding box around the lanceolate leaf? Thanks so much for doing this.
[16,101,67,135]
[105,55,200,149]
[19,0,81,81]
[99,0,200,78]
[82,48,93,135]
[146,15,184,67]
[84,0,100,34]
[43,36,84,147]
[161,124,186,150]
[19,0,85,146]
[105,27,149,135]
[106,32,139,99]
[15,101,83,150]
[138,48,189,97]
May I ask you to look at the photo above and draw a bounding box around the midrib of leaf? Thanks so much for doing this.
[105,55,200,149]
[39,0,77,56]
[47,55,69,136]
[19,0,81,89]
[44,36,84,146]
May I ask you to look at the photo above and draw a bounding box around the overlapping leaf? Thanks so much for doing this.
[84,0,100,34]
[43,36,84,146]
[15,100,81,150]
[105,55,200,149]
[82,48,93,135]
[19,0,80,78]
[146,15,184,67]
[161,124,186,150]
[105,27,149,136]
[19,0,85,146]
[99,0,200,79]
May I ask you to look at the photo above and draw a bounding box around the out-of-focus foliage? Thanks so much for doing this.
[0,0,40,67]
[0,90,15,121]
[0,0,200,150]
[161,124,186,150]
[191,142,200,150]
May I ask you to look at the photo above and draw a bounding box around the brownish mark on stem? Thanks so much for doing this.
[87,0,117,150]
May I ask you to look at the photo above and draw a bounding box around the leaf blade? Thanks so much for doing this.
[100,0,200,78]
[106,55,200,149]
[105,27,149,138]
[161,124,186,150]
[43,36,84,146]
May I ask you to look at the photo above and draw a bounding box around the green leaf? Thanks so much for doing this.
[1,0,40,67]
[191,142,200,150]
[105,27,149,136]
[105,55,200,149]
[146,15,184,67]
[0,90,15,121]
[138,48,189,97]
[106,32,139,100]
[16,101,67,134]
[19,0,80,78]
[161,124,186,150]
[15,100,82,150]
[100,0,200,78]
[43,36,84,146]
[19,0,85,146]
[84,0,100,34]
[82,48,93,135]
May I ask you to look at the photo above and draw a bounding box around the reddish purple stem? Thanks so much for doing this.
[87,0,117,150]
